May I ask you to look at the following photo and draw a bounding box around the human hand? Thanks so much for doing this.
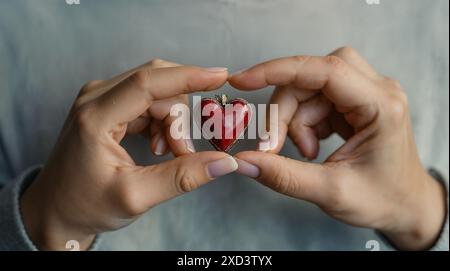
[21,59,238,250]
[229,47,447,250]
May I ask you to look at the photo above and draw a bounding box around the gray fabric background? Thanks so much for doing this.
[0,0,448,250]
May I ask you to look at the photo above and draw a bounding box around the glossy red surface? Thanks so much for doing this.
[201,97,251,152]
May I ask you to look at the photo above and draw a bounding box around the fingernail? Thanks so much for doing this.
[205,67,228,73]
[154,136,167,156]
[207,156,238,178]
[185,139,196,153]
[257,140,272,152]
[257,133,276,152]
[257,135,272,152]
[236,158,260,178]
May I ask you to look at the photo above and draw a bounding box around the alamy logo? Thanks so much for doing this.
[366,0,381,5]
[66,0,80,5]
[65,240,80,251]
[365,240,381,251]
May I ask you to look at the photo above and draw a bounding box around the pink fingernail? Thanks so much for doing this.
[185,139,196,153]
[257,140,272,152]
[205,67,228,73]
[257,134,272,152]
[236,158,260,178]
[154,137,167,156]
[207,156,238,178]
[257,132,277,152]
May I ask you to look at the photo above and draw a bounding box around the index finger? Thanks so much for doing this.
[93,66,228,129]
[229,56,377,108]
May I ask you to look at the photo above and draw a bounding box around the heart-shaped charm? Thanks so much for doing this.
[200,94,252,152]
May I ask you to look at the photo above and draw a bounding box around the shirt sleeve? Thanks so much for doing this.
[428,169,449,251]
[0,166,103,251]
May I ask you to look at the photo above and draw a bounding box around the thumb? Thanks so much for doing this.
[137,151,238,207]
[235,151,329,203]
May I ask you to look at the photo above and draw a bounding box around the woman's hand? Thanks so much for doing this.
[21,60,238,250]
[230,47,447,250]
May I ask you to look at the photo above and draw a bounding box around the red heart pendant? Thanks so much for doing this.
[200,94,252,152]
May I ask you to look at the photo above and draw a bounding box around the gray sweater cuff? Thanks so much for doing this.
[428,169,449,251]
[0,166,103,251]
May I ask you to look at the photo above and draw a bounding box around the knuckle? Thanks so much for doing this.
[325,55,347,72]
[73,97,86,109]
[293,55,311,64]
[73,104,96,133]
[149,58,164,67]
[381,77,408,124]
[271,171,289,194]
[395,90,409,107]
[79,80,102,95]
[334,46,357,59]
[175,166,199,193]
[386,91,409,123]
[128,69,152,90]
[384,76,403,91]
[271,159,295,194]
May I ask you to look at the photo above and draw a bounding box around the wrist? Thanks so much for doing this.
[381,169,447,250]
[20,171,95,251]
